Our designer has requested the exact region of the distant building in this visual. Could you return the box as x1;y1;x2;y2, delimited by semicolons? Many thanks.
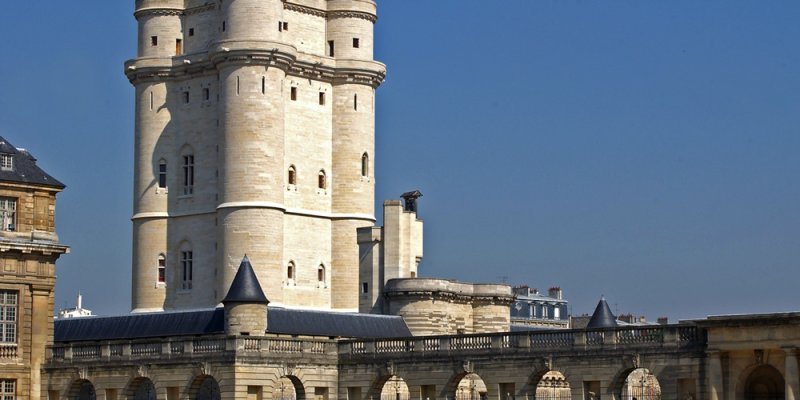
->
57;292;93;319
510;286;569;329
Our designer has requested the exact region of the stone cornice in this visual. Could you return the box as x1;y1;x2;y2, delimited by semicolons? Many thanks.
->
134;8;183;20
328;10;377;24
284;3;327;18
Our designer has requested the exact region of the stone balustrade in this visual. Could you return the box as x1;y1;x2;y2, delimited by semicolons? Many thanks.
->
47;335;338;364
339;325;705;358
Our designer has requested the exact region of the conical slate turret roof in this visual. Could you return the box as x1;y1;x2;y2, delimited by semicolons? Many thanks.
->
586;296;617;328
222;256;269;304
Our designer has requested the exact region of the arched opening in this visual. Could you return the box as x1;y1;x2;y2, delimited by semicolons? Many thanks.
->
158;160;167;189
621;368;661;400
317;264;326;286
379;376;410;400
68;380;97;400
454;373;488;400
274;375;305;400
127;377;156;400
534;371;571;400
286;261;296;285
318;170;326;189
157;254;166;284
361;153;369;177
288;165;296;185
190;375;220;400
743;364;785;400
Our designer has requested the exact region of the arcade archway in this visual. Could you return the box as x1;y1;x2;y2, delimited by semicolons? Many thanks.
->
742;364;785;400
621;368;661;400
454;373;487;400
68;380;96;400
274;375;305;400
534;371;571;400
379;376;410;400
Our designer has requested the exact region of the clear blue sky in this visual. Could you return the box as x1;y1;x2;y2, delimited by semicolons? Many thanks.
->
0;2;797;320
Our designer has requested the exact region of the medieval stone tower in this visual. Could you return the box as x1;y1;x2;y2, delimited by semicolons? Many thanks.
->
127;0;385;312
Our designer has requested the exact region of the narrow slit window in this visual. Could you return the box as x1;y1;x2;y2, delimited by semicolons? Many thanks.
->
318;170;326;189
236;76;240;95
353;38;360;48
291;87;297;101
175;38;182;55
319;92;326;105
151;36;158;46
362;282;368;294
158;161;167;188
203;88;210;101
278;21;283;32
181;251;193;290
149;91;154;111
287;262;295;281
222;21;226;32
183;155;194;195
288;166;296;185
317;265;325;283
157;255;166;283
328;40;335;57
361;153;369;177
182;91;190;104
354;94;358;111
262;77;266;95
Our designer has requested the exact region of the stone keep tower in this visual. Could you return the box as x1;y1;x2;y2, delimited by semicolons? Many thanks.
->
127;0;385;312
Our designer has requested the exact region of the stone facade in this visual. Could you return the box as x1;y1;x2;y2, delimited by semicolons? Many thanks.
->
128;0;384;313
0;138;69;400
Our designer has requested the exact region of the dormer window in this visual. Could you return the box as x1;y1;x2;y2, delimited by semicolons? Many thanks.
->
0;198;16;232
0;155;12;171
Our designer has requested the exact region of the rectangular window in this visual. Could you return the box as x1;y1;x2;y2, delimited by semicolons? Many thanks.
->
222;21;226;32
182;91;190;104
290;87;297;101
0;380;15;400
203;88;210;101
283;22;288;31
319;92;325;105
361;282;368;294
0;291;18;344
0;198;16;232
158;162;167;188
151;36;158;46
181;251;193;290
328;40;335;57
0;155;12;171
353;38;360;48
278;21;288;32
157;256;166;283
175;39;182;55
188;28;195;37
182;155;194;195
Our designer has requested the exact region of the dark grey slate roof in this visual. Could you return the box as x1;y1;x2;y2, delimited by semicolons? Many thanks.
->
586;297;618;328
222;256;269;304
0;136;64;189
54;307;412;342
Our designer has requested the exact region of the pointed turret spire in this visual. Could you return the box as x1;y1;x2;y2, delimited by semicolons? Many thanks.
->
222;256;269;304
586;296;617;328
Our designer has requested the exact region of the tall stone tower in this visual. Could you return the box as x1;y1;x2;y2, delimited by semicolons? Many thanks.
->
126;0;384;312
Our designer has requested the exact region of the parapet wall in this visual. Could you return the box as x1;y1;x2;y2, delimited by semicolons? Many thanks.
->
384;278;514;336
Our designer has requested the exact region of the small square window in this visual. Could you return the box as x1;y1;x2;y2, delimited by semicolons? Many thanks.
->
353;38;360;48
283;22;289;31
290;87;297;101
151;36;158;46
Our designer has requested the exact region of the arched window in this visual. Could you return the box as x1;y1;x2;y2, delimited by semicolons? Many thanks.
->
317;264;325;284
287;261;295;283
157;254;166;284
158;160;167;189
318;170;326;190
361;153;369;177
288;165;297;185
180;245;193;290
182;152;195;196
